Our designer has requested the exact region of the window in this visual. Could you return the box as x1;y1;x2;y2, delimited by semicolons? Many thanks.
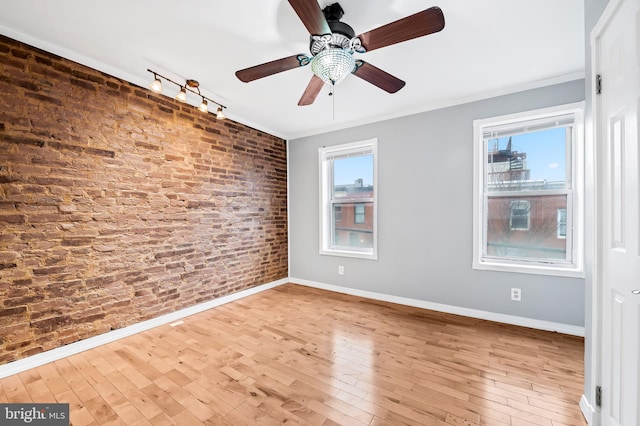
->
510;201;530;230
334;205;342;222
319;139;377;259
557;208;567;239
473;103;584;276
354;204;365;224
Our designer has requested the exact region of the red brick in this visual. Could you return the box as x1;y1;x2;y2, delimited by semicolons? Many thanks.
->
0;34;288;365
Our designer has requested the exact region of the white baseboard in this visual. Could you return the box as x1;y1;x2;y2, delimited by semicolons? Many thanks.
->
0;278;288;380
580;394;598;425
290;278;585;337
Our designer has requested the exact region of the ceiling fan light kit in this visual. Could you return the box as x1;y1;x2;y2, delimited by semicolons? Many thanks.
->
311;48;355;85
146;69;227;119
235;0;445;106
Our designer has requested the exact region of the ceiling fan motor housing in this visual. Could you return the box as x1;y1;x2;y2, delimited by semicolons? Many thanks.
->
323;3;345;21
309;2;357;56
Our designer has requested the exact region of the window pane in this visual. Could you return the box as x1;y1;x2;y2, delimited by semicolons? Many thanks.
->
333;202;373;250
487;195;567;260
333;154;374;199
486;127;568;192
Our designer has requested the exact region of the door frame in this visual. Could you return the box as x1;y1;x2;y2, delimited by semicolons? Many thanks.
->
586;0;624;424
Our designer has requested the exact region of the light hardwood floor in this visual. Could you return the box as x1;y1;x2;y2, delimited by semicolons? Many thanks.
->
0;284;587;425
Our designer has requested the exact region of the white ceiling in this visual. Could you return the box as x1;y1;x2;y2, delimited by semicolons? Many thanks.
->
0;0;585;140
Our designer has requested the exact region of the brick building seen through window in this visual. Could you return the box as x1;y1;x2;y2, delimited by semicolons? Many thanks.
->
485;137;568;260
333;178;373;249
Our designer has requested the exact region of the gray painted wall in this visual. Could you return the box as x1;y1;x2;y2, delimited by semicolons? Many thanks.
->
289;79;585;327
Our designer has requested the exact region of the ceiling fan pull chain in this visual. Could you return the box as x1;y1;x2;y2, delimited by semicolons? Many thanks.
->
332;82;336;121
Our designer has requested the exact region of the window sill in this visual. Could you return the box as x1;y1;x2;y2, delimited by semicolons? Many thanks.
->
320;249;377;260
473;259;584;278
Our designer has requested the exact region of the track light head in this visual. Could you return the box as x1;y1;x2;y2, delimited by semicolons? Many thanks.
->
216;106;226;120
175;87;187;102
149;77;162;93
198;98;208;113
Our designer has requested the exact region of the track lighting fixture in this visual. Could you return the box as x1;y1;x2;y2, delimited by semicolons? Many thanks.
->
147;69;226;119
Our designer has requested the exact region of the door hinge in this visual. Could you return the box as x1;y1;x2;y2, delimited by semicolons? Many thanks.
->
595;385;602;407
596;74;602;95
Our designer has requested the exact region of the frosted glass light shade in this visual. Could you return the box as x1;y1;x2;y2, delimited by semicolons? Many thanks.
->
175;87;187;102
149;78;162;93
198;99;208;113
311;48;355;85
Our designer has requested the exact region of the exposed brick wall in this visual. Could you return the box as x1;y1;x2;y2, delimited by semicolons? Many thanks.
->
0;35;288;364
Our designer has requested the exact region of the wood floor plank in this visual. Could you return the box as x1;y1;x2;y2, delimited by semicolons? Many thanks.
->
83;394;120;424
305;398;370;425
0;284;586;425
256;395;313;425
224;400;282;426
36;362;73;397
454;395;513;425
23;378;56;403
3;374;32;403
140;382;184;418
107;398;149;425
0;380;9;403
57;388;97;426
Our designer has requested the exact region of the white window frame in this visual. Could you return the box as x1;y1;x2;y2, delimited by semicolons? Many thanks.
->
319;139;378;259
472;102;584;277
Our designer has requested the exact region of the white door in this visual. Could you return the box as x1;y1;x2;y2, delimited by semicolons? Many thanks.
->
596;0;640;424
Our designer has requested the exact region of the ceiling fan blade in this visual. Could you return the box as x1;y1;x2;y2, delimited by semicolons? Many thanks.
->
352;61;405;93
236;54;309;82
288;0;331;35
357;7;445;52
298;75;324;106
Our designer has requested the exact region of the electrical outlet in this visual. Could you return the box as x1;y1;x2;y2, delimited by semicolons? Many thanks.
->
338;265;344;275
511;288;522;301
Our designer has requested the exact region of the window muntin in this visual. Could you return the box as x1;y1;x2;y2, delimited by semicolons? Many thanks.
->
319;139;377;259
473;103;583;276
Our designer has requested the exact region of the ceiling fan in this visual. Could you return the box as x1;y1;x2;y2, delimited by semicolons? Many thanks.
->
235;0;445;106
